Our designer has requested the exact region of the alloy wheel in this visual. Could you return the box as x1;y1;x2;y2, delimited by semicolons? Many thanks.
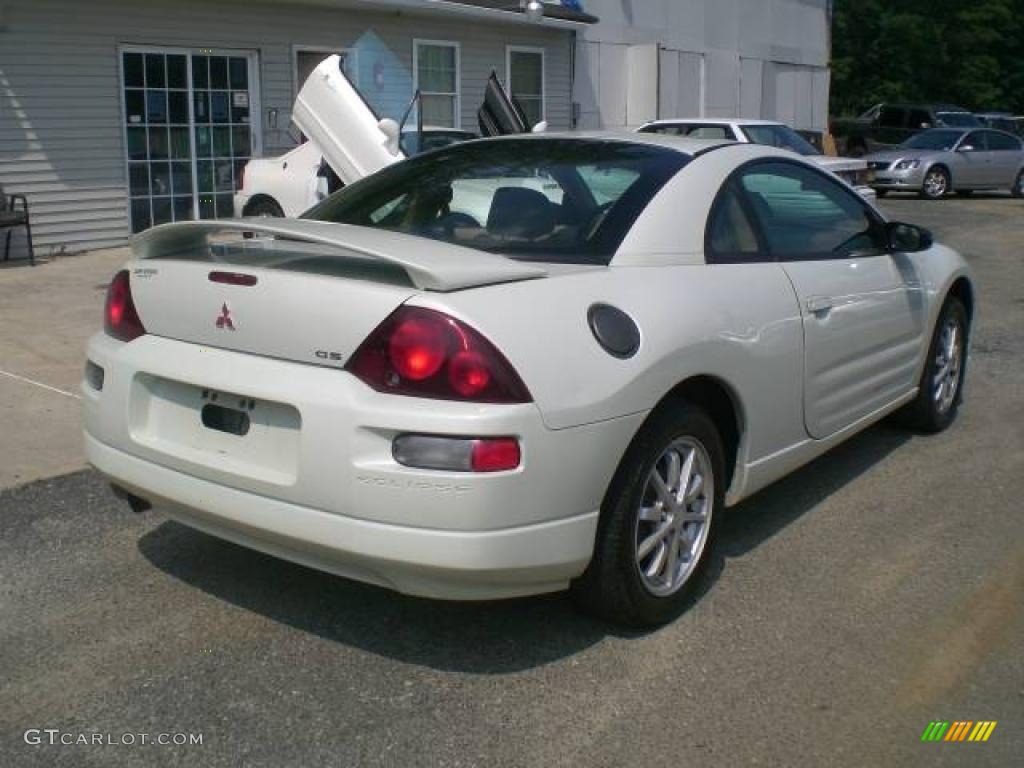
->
932;318;963;415
923;169;948;198
634;438;714;597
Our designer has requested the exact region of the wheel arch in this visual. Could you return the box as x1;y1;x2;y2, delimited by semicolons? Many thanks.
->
927;161;952;186
650;375;746;491
242;194;285;217
946;275;975;338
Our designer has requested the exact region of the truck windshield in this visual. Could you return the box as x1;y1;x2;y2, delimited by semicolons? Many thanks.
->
902;130;964;151
306;139;688;265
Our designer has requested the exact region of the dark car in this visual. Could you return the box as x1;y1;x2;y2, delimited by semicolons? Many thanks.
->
831;103;981;157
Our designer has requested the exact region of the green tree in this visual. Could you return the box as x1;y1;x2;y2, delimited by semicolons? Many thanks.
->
831;0;1024;116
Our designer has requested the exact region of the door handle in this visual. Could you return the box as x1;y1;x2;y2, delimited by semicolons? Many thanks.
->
806;296;834;314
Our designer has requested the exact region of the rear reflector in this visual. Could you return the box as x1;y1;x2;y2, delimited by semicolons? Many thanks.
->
393;435;521;473
209;271;258;286
470;438;521;472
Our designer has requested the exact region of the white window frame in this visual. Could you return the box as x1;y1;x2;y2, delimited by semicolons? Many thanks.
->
291;45;356;96
413;39;461;130
506;45;546;124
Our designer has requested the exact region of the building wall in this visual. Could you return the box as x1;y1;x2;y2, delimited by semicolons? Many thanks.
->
0;0;573;255
573;0;831;131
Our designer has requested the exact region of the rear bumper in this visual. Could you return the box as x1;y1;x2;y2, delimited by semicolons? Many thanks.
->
83;333;644;599
86;433;597;599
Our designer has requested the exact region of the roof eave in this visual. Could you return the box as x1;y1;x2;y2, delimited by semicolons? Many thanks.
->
354;0;597;28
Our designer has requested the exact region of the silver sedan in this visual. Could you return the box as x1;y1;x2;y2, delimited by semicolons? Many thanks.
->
866;128;1024;199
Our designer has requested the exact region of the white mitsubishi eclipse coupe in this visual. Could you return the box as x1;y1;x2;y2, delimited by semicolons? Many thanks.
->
84;133;974;627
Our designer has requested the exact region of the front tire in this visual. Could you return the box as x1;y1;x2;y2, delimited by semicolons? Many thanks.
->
874;189;888;198
898;298;968;433
571;403;724;628
920;166;950;199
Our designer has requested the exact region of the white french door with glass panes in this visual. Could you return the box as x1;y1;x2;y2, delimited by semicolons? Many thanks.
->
120;47;260;233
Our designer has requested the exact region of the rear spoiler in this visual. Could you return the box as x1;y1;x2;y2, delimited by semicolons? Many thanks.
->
132;219;547;292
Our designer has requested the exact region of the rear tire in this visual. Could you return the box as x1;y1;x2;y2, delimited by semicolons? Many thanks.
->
897;298;968;433
571;402;725;628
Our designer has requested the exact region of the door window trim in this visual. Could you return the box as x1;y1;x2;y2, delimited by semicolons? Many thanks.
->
705;157;888;264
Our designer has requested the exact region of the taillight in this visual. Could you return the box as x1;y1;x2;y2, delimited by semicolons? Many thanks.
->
346;306;531;403
104;270;146;342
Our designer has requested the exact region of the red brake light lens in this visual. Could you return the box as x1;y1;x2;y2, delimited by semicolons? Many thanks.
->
347;306;531;403
389;315;449;381
471;438;521;472
104;270;146;342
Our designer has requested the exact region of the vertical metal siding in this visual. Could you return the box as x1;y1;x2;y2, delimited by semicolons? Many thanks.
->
0;0;573;255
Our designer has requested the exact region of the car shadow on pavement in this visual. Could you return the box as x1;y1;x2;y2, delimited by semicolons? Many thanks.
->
715;421;911;558
137;421;911;672
137;518;614;673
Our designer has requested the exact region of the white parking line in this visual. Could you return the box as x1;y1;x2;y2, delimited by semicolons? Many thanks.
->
0;369;81;400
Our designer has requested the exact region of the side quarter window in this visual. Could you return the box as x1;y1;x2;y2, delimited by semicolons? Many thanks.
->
734;161;884;260
706;182;763;263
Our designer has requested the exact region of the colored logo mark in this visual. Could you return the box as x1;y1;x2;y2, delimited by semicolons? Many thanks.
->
921;721;997;742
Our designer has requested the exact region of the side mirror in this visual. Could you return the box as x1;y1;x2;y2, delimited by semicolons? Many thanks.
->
920;122;932;129
957;143;975;153
886;221;933;253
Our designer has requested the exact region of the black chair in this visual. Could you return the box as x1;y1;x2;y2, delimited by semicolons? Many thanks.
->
0;183;35;265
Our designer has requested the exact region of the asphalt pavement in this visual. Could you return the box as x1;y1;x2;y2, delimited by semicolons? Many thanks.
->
1;194;1022;767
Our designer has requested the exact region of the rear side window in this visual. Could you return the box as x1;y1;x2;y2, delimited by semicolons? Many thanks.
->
686;125;732;140
986;131;1022;151
641;124;731;140
733;161;884;260
707;184;761;263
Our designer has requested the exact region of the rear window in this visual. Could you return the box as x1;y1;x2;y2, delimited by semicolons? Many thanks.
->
306;139;687;265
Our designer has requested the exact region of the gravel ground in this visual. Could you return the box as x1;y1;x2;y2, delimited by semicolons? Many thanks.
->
1;194;1022;767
